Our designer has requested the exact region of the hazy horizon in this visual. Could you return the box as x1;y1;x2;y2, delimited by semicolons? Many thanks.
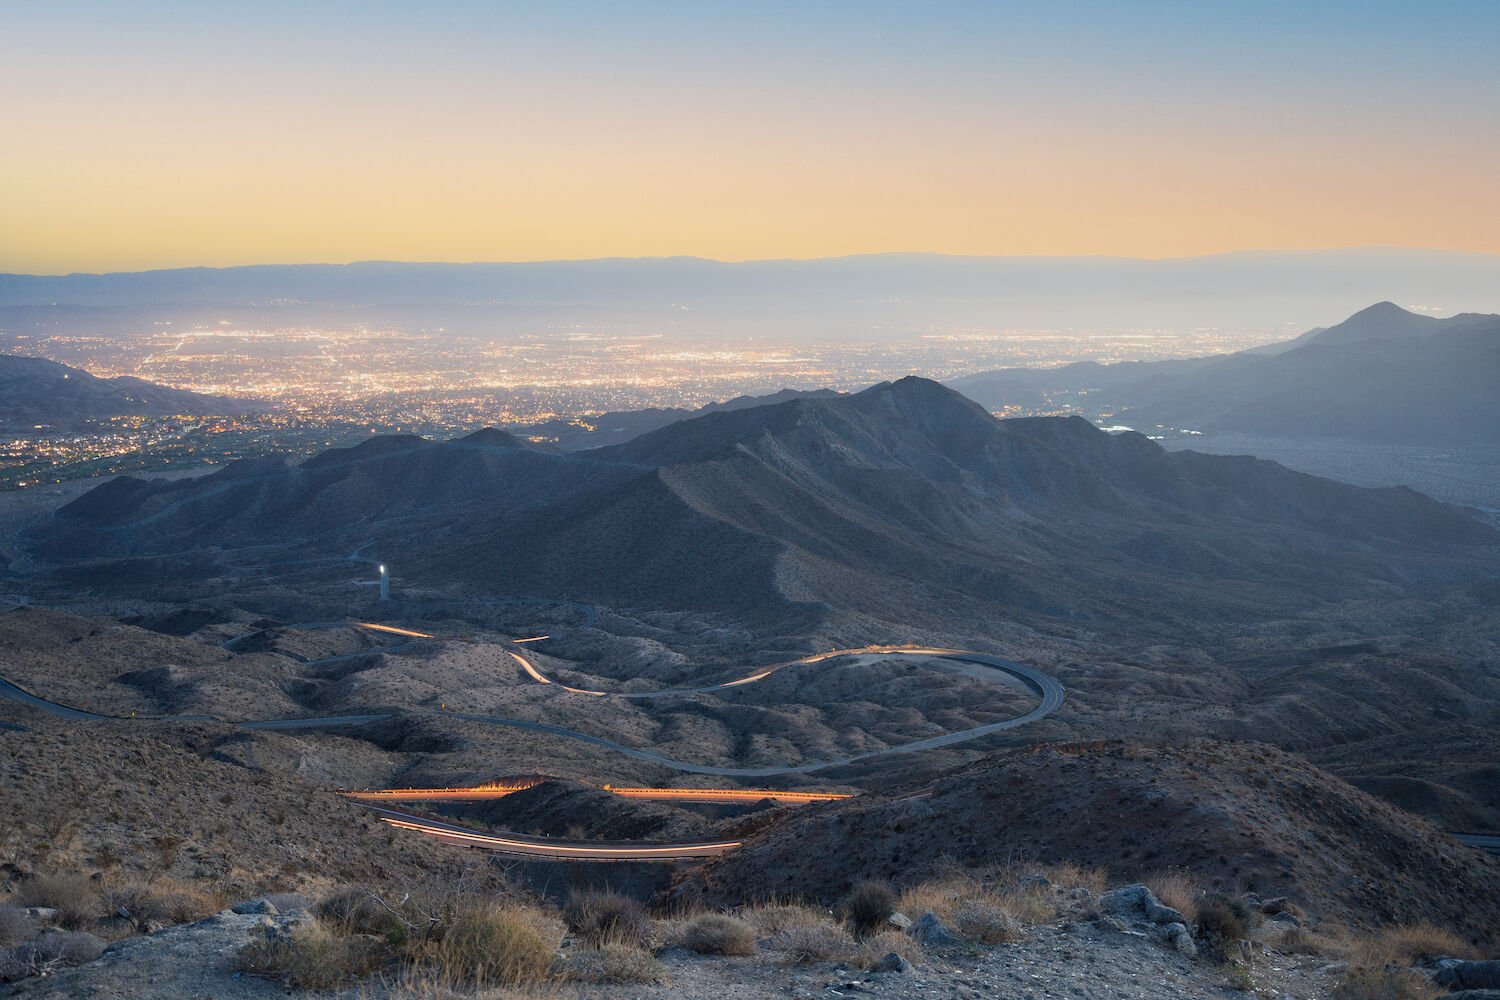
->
7;1;1500;273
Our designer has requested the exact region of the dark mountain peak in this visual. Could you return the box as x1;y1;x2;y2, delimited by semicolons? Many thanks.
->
1306;300;1441;347
1353;300;1410;318
455;427;526;449
300;433;429;468
0;353;257;426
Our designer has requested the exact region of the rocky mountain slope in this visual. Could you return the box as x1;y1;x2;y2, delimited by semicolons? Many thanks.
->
0;354;256;428
27;377;1497;635
678;740;1500;937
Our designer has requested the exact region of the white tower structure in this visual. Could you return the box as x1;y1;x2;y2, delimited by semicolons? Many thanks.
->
378;564;390;601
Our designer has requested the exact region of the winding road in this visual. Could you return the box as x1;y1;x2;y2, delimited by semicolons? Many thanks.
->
0;615;1066;859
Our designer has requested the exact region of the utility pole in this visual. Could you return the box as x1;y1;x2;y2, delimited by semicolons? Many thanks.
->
378;564;390;601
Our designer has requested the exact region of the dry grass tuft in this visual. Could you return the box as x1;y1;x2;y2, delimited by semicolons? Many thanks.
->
840;881;896;939
770;921;857;964
1040;862;1109;896
18;873;98;930
1331;966;1438;1000
563;889;650;948
744;902;830;937
952;898;1022;944
240;890;561;992
897;870;1045;942
681;914;757;956
1195;895;1256;963
236;917;384;990
1368;923;1479;965
1144;869;1202;922
557;943;665;984
105;878;223;926
856;929;922;969
416;902;556;988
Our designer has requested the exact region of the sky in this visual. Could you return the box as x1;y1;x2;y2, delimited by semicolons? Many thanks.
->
4;0;1499;274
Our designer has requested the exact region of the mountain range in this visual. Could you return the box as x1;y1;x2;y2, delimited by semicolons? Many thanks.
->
949;302;1500;445
5;250;1500;338
0;354;257;428
31;377;1496;636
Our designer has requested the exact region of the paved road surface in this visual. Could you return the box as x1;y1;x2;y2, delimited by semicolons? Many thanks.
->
358;804;742;860
1454;833;1500;854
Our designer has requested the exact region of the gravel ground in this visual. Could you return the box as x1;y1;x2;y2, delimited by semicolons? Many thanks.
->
2;912;1341;999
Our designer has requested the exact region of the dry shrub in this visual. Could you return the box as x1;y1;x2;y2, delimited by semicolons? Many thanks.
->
316;886;413;942
771;921;857;964
557;943;665;984
952;899;1021;944
1331;966;1437;1000
681;914;757;956
1267;925;1335;957
1195;895;1256;962
106;879;222;926
1144;869;1202;922
745;902;829;937
236;918;384;990
856;929;922;969
0;929;105;982
898;872;1037;940
18;873;98;930
1369;923;1478;964
840;881;896;939
562;889;649;948
245;890;560;992
419;903;555;987
0;906;31;948
1040;862;1109;896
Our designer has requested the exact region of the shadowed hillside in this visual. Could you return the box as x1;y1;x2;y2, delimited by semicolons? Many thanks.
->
28;377;1497;633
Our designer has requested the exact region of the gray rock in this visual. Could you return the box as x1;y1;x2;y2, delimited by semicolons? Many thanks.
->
230;898;279;916
1158;922;1197;958
887;911;912;930
869;952;913;974
23;907;58;922
1434;961;1500;991
1445;992;1500;1000
1266;911;1301;929
1097;884;1186;927
907;912;962;947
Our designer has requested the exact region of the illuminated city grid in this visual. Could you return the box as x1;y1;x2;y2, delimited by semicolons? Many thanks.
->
1;324;1275;489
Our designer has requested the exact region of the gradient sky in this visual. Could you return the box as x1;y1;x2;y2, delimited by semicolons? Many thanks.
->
5;1;1499;273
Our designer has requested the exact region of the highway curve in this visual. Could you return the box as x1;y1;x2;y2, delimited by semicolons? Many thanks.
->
361;804;743;861
0;637;1063;774
0;620;1066;858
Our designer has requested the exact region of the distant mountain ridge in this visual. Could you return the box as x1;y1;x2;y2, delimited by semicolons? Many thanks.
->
949;302;1500;445
0;354;258;427
5;250;1500;337
509;388;843;451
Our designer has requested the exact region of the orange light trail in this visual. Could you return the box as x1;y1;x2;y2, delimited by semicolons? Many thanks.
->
344;782;850;805
379;818;742;859
356;622;436;638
